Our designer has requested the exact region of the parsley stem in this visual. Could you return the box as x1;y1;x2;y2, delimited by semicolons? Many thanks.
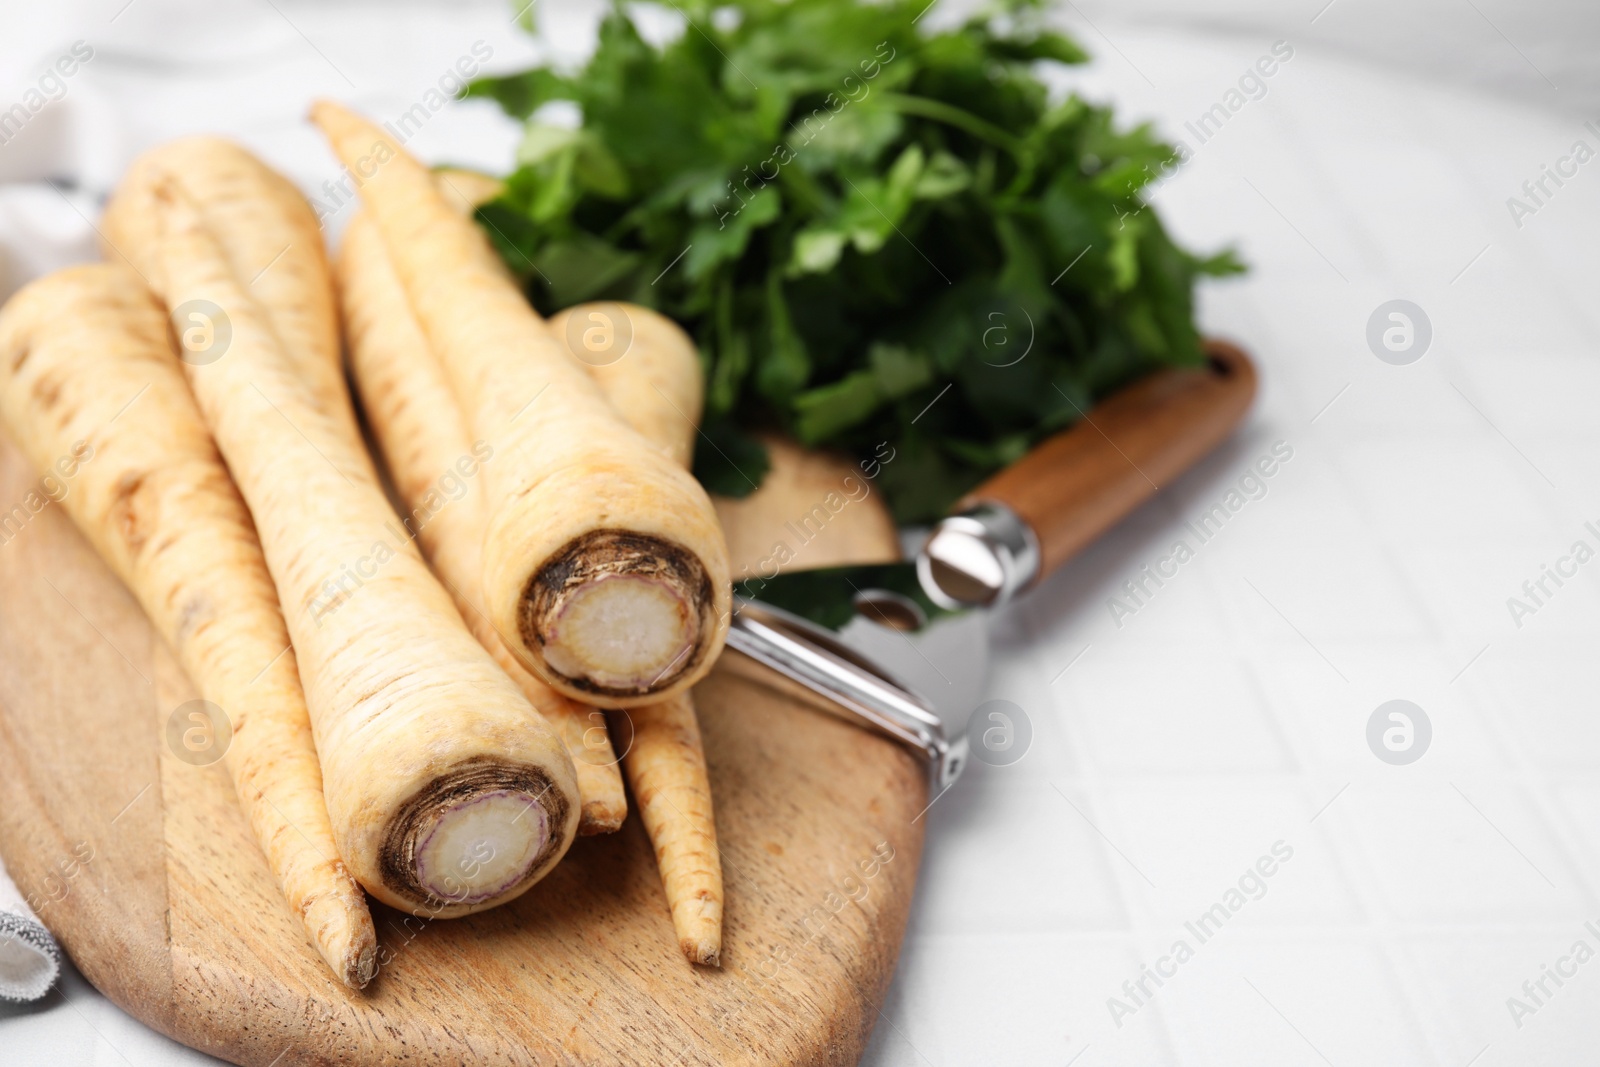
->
877;93;1027;159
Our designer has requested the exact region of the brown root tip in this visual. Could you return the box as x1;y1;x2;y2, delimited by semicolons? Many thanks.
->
348;941;379;990
683;939;721;967
521;530;713;698
379;758;571;913
577;801;627;836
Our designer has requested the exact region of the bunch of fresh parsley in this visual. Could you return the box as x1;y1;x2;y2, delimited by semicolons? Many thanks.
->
467;0;1242;523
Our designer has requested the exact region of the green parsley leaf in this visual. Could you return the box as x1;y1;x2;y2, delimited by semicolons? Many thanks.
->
471;0;1243;522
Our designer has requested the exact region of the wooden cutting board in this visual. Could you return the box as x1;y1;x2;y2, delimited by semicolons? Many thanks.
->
0;432;925;1067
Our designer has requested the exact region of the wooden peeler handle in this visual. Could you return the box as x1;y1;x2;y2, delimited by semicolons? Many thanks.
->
958;339;1257;587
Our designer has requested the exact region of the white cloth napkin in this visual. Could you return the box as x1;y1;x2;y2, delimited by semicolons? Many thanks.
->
0;853;60;1002
0;0;549;305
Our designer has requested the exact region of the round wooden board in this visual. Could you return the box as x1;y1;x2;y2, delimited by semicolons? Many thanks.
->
0;433;926;1067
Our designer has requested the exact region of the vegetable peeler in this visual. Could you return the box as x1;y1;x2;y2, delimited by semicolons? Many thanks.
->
723;341;1258;788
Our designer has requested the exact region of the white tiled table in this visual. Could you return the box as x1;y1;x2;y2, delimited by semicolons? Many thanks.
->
2;4;1597;1065
867;20;1600;1067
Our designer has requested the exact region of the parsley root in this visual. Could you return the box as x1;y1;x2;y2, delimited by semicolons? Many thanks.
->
552;303;723;965
0;264;377;985
102;143;580;917
309;101;732;707
337;207;628;837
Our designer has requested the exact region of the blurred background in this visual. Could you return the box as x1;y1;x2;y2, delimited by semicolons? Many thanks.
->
0;0;1593;296
2;1;1599;1065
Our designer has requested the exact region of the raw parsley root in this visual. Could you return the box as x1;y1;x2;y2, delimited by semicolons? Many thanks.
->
611;693;721;966
100;137;363;466
103;147;580;917
0;264;376;985
311;101;733;708
550;303;723;965
337;205;628;837
550;302;703;470
468;0;1242;523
